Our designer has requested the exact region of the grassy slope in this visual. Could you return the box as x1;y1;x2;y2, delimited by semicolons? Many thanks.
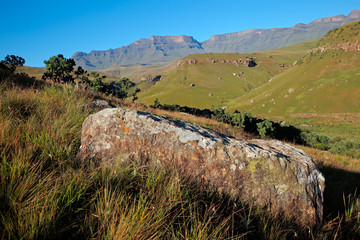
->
100;60;180;83
228;50;360;114
138;40;317;108
225;21;360;142
228;21;360;115
1;79;359;239
16;66;45;79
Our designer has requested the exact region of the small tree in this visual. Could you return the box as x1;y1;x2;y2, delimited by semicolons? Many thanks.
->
0;55;25;76
118;77;132;91
116;77;133;99
153;98;161;108
74;66;86;79
43;54;75;83
90;71;108;93
131;88;141;102
257;119;275;138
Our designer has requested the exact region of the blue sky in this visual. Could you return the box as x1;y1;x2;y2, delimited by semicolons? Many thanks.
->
1;0;358;67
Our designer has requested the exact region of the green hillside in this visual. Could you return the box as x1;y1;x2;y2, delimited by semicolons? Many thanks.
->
139;40;317;108
16;66;45;79
316;20;360;47
228;21;360;115
100;60;180;83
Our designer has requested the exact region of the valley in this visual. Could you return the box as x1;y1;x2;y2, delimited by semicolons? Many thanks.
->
2;9;360;239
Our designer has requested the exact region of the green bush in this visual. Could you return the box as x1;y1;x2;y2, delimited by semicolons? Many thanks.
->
257;119;275;138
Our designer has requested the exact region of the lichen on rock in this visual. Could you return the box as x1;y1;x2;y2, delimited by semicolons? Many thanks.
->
78;108;325;227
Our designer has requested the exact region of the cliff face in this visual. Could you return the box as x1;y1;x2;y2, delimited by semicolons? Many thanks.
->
177;57;256;67
201;10;360;53
72;35;205;70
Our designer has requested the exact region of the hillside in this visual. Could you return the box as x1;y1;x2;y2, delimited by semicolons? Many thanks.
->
1;70;359;239
228;20;360;115
72;10;360;70
99;60;180;83
138;39;317;108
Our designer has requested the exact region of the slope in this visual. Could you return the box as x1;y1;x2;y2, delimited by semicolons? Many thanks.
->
138;39;317;108
228;20;360;115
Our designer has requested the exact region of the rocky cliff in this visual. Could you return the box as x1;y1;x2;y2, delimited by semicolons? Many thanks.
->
177;57;257;67
201;10;360;53
77;108;325;227
72;35;205;70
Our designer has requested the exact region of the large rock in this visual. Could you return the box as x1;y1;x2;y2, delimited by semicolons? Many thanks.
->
78;108;325;227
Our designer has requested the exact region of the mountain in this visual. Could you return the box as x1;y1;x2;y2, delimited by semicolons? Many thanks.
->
72;10;360;71
72;35;204;70
202;10;360;53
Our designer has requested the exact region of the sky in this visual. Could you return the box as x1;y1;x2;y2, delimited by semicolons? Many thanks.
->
1;0;359;67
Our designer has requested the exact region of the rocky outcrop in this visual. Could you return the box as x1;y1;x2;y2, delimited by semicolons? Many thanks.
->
178;58;257;67
308;41;360;53
140;75;162;83
78;108;325;227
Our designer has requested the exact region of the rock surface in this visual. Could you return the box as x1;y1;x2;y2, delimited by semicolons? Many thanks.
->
78;108;325;227
178;58;256;67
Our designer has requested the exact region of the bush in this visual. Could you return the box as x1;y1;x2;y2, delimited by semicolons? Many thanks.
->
257;119;275;138
329;140;360;158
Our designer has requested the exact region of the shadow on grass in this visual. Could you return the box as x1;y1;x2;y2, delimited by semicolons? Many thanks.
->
317;163;360;219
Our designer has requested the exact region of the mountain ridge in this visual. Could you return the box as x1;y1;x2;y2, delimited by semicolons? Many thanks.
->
72;10;360;70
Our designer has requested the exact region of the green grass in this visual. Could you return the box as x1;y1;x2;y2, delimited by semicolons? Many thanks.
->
316;20;360;47
253;113;360;146
1;76;359;239
138;39;317;109
228;21;360;114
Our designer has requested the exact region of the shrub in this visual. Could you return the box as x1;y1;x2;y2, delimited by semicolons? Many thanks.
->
257;119;275;138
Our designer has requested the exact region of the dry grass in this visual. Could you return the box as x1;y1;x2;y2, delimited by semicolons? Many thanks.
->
1;77;359;239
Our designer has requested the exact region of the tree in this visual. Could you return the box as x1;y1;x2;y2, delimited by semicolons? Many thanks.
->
257;119;275;138
131;88;141;102
42;54;75;83
3;55;25;67
0;55;25;76
153;98;161;108
74;66;86;79
118;77;132;92
90;71;107;93
116;76;133;99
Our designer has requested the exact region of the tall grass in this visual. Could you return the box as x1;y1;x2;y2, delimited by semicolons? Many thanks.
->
0;79;359;239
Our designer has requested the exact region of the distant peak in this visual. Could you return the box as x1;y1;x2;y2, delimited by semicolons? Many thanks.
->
348;10;360;18
311;14;345;23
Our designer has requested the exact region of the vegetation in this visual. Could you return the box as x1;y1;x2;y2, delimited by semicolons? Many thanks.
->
137;22;360;148
138;40;317;108
152;100;360;158
41;55;140;101
43;54;76;83
0;69;359;239
0;55;26;79
316;20;360;47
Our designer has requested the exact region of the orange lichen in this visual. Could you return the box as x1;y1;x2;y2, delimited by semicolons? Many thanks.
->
120;118;132;134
